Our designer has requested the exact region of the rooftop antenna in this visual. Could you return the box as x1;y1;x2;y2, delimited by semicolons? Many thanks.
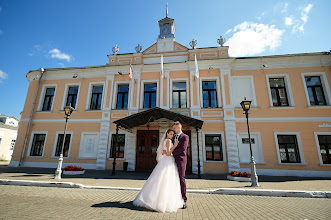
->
166;3;168;18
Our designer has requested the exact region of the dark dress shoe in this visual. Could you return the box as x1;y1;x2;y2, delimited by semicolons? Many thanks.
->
182;202;187;209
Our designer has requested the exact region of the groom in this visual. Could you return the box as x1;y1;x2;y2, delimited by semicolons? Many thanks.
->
171;121;189;209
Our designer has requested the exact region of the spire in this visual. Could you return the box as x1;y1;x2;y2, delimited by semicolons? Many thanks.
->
166;3;168;18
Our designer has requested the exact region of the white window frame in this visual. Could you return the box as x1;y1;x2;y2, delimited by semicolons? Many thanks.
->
38;84;57;111
301;72;331;106
274;132;306;165
78;132;99;159
199;77;222;109
236;132;265;164
61;83;81;110
170;78;189;109
140;80;159;109
52;131;73;158
266;73;295;108
202;132;226;163
86;82;106;110
107;131;127;160
27;131;48;158
314;132;331;166
112;81;131;110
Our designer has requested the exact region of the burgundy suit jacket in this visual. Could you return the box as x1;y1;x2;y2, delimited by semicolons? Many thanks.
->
172;133;189;160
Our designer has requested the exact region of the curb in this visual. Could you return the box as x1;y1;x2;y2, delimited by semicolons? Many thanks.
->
1;179;330;199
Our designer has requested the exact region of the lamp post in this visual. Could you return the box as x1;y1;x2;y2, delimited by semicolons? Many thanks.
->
54;104;75;180
240;98;259;187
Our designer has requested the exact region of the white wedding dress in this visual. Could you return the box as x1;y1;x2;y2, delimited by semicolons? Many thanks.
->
133;139;184;212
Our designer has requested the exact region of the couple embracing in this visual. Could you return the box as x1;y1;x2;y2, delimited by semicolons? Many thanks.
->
133;121;188;212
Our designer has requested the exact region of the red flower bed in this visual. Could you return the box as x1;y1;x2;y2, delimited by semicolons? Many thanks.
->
229;171;251;178
64;165;85;171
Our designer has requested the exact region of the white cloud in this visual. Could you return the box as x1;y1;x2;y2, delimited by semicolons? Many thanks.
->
256;12;265;20
225;29;232;35
281;3;288;13
28;45;42;56
291;3;313;32
285;17;293;26
0;70;8;83
301;4;313;22
224;22;284;57
48;49;72;62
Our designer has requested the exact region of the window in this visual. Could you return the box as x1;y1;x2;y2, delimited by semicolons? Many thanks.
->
10;139;16;150
54;134;71;157
42;88;55;111
116;84;129;109
269;78;289;106
317;135;331;164
205;135;223;161
277;135;301;163
30;134;46;156
305;76;327;105
172;82;187;108
110;134;125;158
66;86;79;108
144;83;157;108
90;85;103;110
202;81;218;108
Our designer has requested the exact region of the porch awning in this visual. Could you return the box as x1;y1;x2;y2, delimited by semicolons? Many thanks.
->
113;107;204;132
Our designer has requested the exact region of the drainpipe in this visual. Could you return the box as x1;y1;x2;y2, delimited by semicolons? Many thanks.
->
19;68;45;166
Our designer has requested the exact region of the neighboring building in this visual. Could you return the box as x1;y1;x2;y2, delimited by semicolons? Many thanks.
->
0;113;19;160
9;13;331;177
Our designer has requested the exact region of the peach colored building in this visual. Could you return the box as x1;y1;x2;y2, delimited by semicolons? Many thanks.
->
10;14;331;177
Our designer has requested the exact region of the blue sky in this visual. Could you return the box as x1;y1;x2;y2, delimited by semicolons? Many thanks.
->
0;0;330;118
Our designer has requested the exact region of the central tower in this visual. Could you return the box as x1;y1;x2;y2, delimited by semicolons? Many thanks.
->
157;4;176;52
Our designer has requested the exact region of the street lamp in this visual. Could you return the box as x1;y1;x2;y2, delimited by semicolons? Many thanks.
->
54;104;75;179
240;97;259;187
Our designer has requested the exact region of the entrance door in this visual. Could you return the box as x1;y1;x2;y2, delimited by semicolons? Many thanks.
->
136;130;159;171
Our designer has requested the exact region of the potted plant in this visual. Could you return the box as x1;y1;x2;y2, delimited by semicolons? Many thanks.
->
63;165;85;175
227;171;251;182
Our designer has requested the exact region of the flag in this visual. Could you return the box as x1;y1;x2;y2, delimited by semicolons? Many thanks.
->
195;54;199;78
160;55;164;78
129;63;133;79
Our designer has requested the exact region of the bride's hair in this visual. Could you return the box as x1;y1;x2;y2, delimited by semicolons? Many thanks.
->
166;129;174;139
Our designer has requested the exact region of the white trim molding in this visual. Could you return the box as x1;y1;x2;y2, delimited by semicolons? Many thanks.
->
78;132;100;159
266;73;295;107
37;84;58;112
112;81;131;110
301;72;331;106
85;81;106;110
51;131;73;158
9;161;97;170
27;131;48;158
237;131;265;164
240;168;331;177
202;131;226;163
274;132;306;165
199;77;222;108
140;79;159;109
170;78;189;109
61;83;81;110
314;132;331;166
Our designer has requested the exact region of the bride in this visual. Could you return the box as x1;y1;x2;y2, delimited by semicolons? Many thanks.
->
133;129;184;212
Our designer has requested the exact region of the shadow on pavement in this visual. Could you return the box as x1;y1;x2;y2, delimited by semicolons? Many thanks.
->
91;201;153;212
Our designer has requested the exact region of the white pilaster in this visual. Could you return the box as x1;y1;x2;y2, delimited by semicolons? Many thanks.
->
96;120;110;170
125;128;137;171
224;120;240;172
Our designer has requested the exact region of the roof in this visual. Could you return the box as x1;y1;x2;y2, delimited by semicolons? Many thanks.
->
113;107;204;132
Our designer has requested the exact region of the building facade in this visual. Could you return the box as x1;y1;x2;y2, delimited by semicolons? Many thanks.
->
0;113;19;160
9;14;331;177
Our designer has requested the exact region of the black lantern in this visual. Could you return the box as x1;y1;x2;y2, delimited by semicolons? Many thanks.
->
240;98;252;112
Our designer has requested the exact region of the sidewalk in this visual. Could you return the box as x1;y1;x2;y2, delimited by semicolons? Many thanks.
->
1;164;330;198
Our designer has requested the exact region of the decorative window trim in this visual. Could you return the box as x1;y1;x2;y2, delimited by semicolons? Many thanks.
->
37;84;57;111
85;82;106;110
61;83;81;110
274;132;306;165
301;72;331;106
27;131;48;158
51;131;73;158
140;80;159;109
112;81;131;110
314;132;331;166
230;75;257;108
107;131;127;160
266;73;295;107
202;131;226;163
78;132;99;159
199;77;222;109
236;132;265;164
170;78;189;109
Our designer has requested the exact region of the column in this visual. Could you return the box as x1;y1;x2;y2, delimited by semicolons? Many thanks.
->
125;128;137;171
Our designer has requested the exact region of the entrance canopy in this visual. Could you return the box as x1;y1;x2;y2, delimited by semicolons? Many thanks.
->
113;107;203;132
